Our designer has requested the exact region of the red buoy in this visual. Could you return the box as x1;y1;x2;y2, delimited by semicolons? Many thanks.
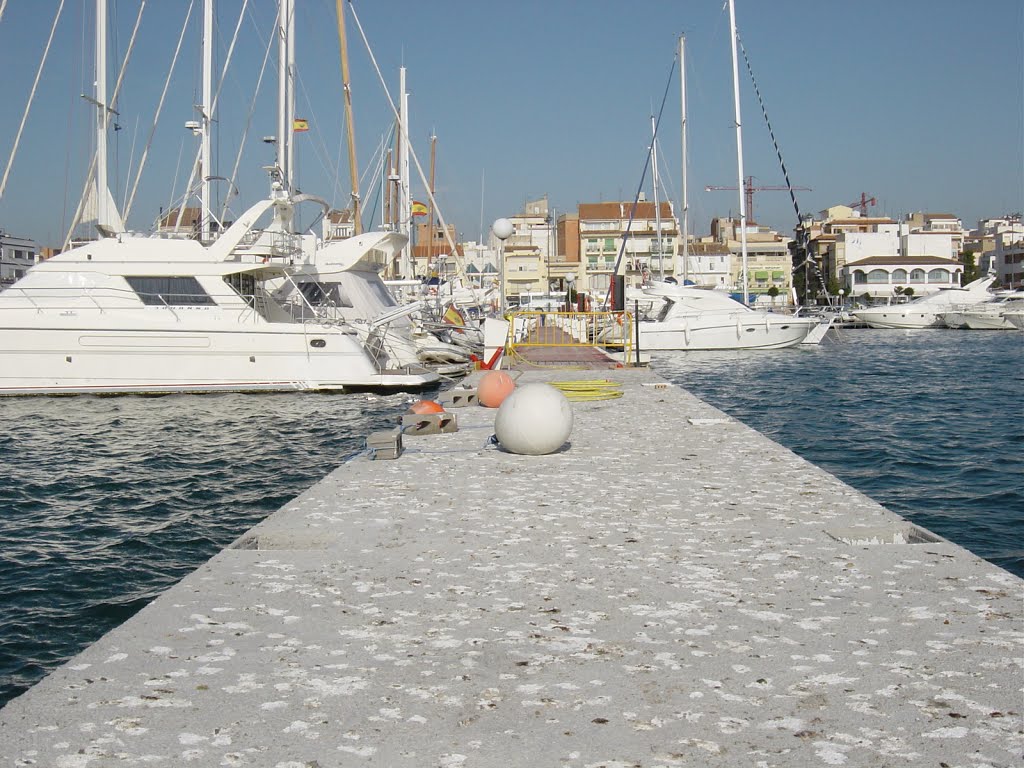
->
478;370;515;408
409;399;444;414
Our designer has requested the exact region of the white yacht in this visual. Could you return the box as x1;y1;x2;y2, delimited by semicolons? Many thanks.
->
1003;309;1024;330
0;197;439;396
631;282;819;351
853;275;997;329
958;291;1024;330
273;229;476;376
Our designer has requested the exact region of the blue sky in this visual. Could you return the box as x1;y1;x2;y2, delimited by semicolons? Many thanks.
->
0;0;1021;248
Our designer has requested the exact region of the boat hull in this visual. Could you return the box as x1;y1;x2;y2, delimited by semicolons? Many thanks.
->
851;310;945;329
961;313;1016;330
638;314;816;351
0;325;438;395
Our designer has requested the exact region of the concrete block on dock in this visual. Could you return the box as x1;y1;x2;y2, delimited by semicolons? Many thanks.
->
401;411;458;435
366;427;403;459
439;388;477;408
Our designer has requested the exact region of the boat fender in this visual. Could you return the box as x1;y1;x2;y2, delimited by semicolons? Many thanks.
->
478;370;515;408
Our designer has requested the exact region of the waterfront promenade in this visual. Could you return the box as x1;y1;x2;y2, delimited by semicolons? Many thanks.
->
1;367;1020;766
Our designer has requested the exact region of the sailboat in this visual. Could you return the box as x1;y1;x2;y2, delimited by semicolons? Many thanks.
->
0;0;439;395
635;2;817;351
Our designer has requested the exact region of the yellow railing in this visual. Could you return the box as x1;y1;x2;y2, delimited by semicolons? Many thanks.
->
504;309;634;362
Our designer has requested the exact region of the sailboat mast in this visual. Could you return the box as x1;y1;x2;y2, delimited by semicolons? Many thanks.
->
427;133;436;269
679;33;689;284
95;0;112;232
276;0;295;192
335;0;361;234
200;0;212;241
398;66;412;277
650;114;663;280
728;0;749;305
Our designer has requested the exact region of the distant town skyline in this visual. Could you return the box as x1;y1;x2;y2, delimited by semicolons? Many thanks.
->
0;0;1020;247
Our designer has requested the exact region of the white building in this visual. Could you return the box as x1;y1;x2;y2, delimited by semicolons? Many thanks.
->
844;254;963;300
0;231;39;284
966;216;1023;286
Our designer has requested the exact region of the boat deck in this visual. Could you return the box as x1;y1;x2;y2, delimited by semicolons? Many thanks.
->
1;368;1020;766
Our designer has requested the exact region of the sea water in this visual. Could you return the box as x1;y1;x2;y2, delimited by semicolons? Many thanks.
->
0;390;429;707
1;330;1021;709
652;328;1024;579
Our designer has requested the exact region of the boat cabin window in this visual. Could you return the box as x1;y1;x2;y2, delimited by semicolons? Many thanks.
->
656;300;673;321
298;282;354;308
125;276;215;306
224;273;258;307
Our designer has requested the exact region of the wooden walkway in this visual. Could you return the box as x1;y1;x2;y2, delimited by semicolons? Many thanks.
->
508;326;623;369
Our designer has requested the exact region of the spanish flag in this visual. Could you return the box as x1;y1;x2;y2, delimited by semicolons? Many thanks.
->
411;200;428;216
292;118;309;132
442;304;466;328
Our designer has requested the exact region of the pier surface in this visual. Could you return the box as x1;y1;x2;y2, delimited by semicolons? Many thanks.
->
1;368;1021;766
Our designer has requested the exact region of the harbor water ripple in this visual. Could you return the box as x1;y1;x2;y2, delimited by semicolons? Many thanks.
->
1;331;1020;710
652;329;1024;579
0;390;429;708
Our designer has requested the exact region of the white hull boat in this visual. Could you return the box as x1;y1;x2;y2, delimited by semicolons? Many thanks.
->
1003;310;1024;330
853;275;997;329
958;291;1024;330
274;230;475;376
632;283;818;351
0;211;439;396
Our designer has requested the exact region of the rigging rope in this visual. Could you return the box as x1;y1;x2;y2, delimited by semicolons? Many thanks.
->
736;35;799;222
123;0;195;222
220;13;274;225
63;0;146;246
737;34;827;300
348;0;476;294
0;0;67;203
600;53;677;310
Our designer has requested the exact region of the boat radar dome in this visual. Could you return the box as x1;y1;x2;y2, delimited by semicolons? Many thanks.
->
494;383;573;456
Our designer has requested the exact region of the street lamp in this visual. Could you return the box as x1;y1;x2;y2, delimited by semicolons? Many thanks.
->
493;217;513;314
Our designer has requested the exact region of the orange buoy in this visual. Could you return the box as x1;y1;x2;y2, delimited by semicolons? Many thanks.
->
409;399;444;414
478;370;515;408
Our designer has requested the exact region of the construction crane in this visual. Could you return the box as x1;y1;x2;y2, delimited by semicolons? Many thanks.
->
846;193;877;215
704;175;811;223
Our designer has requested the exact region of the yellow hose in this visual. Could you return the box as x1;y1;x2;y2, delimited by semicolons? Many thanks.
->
549;380;624;401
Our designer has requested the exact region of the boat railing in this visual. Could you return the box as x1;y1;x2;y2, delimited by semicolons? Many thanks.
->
504;309;635;363
0;284;293;326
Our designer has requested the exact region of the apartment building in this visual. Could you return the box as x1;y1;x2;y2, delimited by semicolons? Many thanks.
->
710;217;793;300
576;198;677;296
489;197;556;301
965;215;1023;287
0;231;39;284
803;207;964;297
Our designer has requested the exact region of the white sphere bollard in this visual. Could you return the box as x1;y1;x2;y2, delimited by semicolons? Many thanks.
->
494;383;573;455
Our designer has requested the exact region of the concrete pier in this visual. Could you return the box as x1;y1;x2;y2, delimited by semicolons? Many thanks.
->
1;368;1021;767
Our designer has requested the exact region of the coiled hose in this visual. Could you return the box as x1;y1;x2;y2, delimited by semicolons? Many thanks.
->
549;380;623;401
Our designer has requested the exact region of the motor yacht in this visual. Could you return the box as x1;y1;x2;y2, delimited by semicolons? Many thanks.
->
958;291;1024;330
853;275;997;329
0;197;439;395
629;282;819;351
272;229;477;376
